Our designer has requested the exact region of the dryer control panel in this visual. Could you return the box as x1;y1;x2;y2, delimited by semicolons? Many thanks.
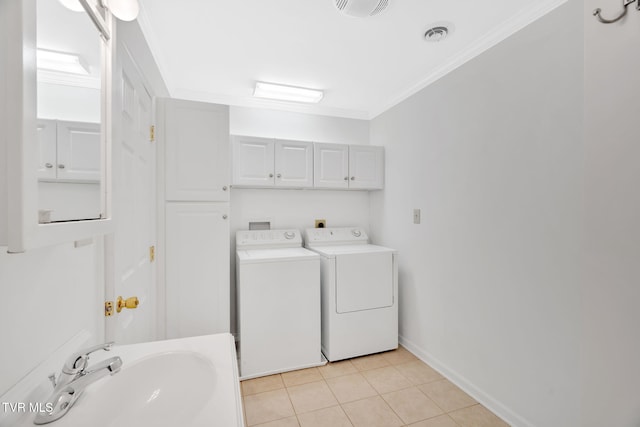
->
303;227;369;246
236;229;303;249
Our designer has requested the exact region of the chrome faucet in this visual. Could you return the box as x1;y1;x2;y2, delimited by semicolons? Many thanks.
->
34;342;123;425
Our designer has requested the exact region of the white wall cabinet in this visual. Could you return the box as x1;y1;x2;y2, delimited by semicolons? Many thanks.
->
232;136;314;188
37;119;101;182
165;202;230;338
314;143;384;190
164;99;230;202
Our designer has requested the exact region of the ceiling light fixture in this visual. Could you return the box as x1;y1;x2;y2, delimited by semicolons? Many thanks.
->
37;49;90;75
253;82;324;104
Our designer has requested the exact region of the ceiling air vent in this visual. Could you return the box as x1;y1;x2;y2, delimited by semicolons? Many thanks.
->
335;0;390;18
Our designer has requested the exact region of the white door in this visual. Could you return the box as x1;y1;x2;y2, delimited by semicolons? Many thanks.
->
232;136;275;187
56;121;101;181
106;43;156;345
163;99;230;202
313;143;349;189
165;202;230;338
37;119;57;180
274;139;313;188
348;145;384;190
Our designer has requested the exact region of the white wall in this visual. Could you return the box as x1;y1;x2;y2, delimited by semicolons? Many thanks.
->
37;83;101;123
370;2;583;426
0;242;104;396
582;0;640;426
229;106;372;334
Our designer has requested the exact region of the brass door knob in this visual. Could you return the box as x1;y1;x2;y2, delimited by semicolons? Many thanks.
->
116;296;139;313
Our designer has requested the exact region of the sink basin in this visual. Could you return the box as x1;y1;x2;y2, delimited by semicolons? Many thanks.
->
8;334;243;427
61;352;216;427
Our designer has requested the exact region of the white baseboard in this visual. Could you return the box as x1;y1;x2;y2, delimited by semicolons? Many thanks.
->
399;334;535;427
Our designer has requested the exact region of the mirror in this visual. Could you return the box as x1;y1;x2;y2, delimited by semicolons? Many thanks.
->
36;0;103;223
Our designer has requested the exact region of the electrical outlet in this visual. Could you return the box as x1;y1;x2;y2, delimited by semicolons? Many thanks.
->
315;219;326;228
413;209;421;224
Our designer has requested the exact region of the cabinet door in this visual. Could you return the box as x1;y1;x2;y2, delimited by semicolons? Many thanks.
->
348;145;384;190
313;143;349;189
232;136;275;187
274;139;313;188
164;99;230;201
56;121;101;181
37;119;57;180
165;202;230;338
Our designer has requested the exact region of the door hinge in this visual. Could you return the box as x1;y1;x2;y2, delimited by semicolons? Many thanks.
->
150;125;155;142
150;245;155;262
105;301;114;317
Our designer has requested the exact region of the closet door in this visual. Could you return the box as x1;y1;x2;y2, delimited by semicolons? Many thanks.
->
348;145;384;190
232;136;275;187
165;202;230;338
37;119;57;180
56;121;101;182
164;100;230;201
274;139;313;188
313;143;349;189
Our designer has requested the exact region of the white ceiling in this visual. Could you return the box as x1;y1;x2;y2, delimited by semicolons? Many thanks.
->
137;0;566;120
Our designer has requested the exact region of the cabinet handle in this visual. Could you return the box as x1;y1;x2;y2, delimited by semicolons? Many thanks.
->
277;173;282;178
269;173;274;178
350;176;355;180
222;214;228;220
344;177;348;181
45;163;53;169
222;186;228;191
58;164;66;169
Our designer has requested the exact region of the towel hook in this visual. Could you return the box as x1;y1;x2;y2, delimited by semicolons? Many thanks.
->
593;0;638;24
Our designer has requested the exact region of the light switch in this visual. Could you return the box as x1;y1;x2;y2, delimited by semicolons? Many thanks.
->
413;209;421;224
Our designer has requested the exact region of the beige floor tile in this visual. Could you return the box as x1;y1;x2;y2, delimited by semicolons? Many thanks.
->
298;405;353;427
394;360;443;385
342;395;404;427
381;346;418;365
287;380;339;414
318;360;358;379
254;416;300;427
351;353;391;371
418;379;477;412
449;404;510;427
361;365;412;394
281;367;323;387
243;389;295;426
325;373;378;403
242;374;285;396
407;414;460;427
381;387;444;424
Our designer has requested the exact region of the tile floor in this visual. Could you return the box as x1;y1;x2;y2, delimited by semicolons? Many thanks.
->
240;346;510;427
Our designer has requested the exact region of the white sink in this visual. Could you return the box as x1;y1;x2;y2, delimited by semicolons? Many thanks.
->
10;334;243;427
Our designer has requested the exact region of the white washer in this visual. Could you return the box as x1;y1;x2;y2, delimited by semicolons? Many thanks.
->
236;229;323;379
303;227;398;361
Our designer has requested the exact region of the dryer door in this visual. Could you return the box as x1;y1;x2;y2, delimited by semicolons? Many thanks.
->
335;252;393;313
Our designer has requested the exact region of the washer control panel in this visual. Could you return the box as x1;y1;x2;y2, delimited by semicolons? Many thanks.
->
303;227;369;246
236;229;302;249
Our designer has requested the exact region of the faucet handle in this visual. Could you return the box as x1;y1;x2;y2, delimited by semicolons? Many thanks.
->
62;342;115;374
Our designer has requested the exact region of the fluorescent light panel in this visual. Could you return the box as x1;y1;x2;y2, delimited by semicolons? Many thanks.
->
37;49;90;75
254;81;324;104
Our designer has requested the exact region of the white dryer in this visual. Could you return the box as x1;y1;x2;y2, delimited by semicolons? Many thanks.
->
236;229;324;379
303;227;398;361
